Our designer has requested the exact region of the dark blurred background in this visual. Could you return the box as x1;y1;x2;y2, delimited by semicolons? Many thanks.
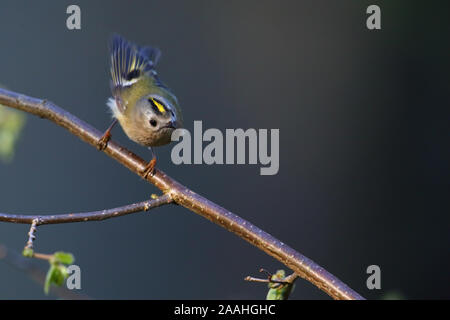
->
0;0;449;299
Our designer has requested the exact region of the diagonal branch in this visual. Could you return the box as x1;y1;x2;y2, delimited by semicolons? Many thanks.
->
0;194;172;225
0;88;364;300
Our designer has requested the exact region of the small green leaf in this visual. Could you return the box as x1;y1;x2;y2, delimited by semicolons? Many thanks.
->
22;247;34;258
267;270;286;289
266;287;282;300
381;291;405;300
43;251;75;295
44;265;56;295
0;104;26;163
266;269;295;300
52;251;74;265
53;265;68;286
44;263;70;295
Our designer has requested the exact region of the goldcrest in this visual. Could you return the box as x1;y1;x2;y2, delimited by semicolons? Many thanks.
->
98;34;183;176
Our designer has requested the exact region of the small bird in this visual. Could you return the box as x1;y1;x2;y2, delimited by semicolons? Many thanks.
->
97;35;182;177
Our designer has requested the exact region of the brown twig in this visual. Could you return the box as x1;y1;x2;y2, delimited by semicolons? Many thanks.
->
0;194;172;225
0;88;364;300
25;218;40;250
245;269;299;286
32;253;54;261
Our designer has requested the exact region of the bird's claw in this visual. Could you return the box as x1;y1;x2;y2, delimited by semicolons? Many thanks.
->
141;158;157;179
97;133;111;151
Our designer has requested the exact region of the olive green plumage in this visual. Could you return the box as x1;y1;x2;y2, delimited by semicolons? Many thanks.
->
107;34;182;147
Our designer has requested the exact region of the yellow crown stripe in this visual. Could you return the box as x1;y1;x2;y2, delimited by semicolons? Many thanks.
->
151;98;166;113
130;55;137;72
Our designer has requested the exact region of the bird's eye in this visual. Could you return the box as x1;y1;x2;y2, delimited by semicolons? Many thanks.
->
149;119;158;127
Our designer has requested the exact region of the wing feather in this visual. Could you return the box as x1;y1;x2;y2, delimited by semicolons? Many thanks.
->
109;34;161;89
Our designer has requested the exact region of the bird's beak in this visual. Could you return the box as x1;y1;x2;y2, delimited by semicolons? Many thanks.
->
163;121;176;129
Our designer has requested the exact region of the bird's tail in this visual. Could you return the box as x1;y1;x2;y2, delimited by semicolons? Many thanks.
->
109;34;161;88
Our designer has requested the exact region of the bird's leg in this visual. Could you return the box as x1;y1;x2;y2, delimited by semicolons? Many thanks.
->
141;147;157;179
97;119;118;150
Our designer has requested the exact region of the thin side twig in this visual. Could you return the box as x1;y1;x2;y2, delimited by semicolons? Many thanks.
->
0;88;364;300
0;194;172;225
25;218;40;250
245;270;299;285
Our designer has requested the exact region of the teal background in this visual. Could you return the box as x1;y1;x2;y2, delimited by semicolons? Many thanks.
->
0;1;449;299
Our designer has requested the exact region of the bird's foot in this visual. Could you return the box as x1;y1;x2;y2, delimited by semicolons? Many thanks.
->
141;157;157;179
96;131;111;151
